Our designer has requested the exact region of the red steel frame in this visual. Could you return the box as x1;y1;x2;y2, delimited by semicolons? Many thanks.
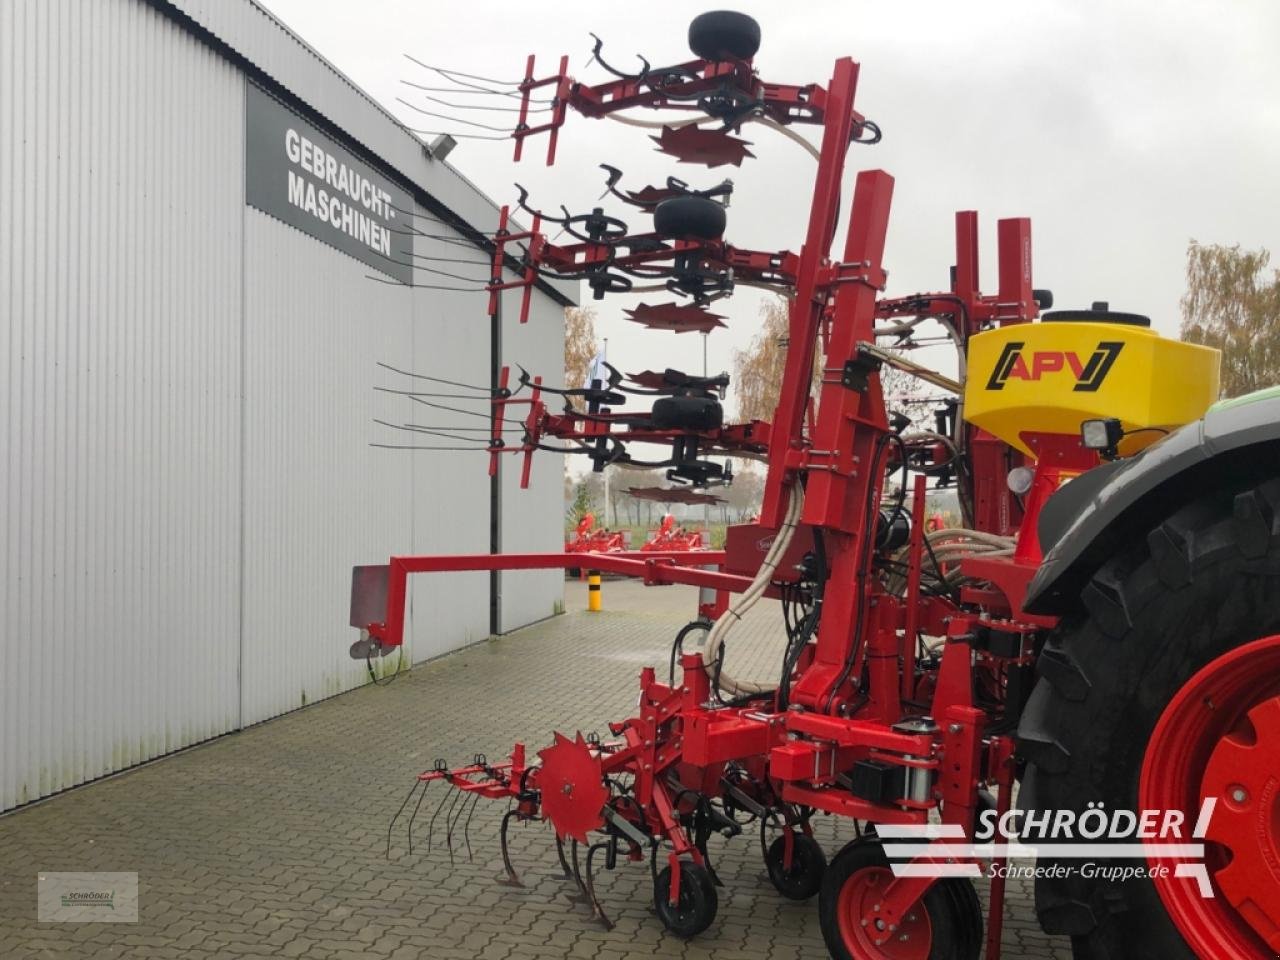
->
359;36;1083;960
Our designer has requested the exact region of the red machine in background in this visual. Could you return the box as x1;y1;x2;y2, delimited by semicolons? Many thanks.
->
356;12;1276;960
566;513;628;554
641;514;707;553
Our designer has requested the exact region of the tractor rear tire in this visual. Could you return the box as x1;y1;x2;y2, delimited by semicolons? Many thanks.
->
688;11;761;62
1018;477;1280;959
653;195;727;242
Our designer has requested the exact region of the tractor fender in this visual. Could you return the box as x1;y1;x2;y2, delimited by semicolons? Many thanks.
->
1024;387;1280;615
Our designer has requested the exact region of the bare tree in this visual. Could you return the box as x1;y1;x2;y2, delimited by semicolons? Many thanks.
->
724;462;765;521
565;306;599;390
1180;241;1280;398
732;296;819;422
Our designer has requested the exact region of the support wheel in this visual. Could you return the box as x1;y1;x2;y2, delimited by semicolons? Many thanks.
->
1019;477;1280;958
651;395;723;431
653;196;726;242
765;831;827;901
688;11;761;62
818;839;980;960
654;860;718;938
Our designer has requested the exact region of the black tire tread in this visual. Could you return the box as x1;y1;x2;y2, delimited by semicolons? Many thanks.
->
1018;477;1280;958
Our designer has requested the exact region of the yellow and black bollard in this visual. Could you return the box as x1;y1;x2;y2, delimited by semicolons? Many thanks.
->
587;571;602;612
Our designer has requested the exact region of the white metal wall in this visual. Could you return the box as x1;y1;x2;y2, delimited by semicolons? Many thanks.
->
0;0;245;809
498;289;566;631
404;227;492;664
239;209;414;724
1;0;568;811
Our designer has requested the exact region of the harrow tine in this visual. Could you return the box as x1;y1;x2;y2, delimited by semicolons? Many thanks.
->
460;793;481;863
406;780;432;857
387;779;424;860
441;788;466;866
553;834;574;882
497;809;524;887
424;782;460;856
565;838;592;905
584;840;616;931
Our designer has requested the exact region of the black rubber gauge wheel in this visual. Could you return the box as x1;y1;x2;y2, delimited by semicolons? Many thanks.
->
764;831;827;901
651;395;723;431
818;839;981;959
688;11;761;62
653;195;727;242
654;859;718;938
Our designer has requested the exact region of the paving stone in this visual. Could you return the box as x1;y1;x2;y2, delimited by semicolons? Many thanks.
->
0;581;1071;959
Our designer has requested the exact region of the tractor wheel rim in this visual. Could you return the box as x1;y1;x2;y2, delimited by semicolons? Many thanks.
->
1140;634;1280;958
835;866;931;959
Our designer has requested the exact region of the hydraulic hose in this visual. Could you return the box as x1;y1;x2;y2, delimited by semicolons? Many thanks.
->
701;483;804;698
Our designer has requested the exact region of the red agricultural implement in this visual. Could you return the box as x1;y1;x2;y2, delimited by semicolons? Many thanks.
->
641;515;707;553
357;12;1280;959
566;513;628;555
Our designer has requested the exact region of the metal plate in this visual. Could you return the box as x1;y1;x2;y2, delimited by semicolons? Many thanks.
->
349;564;390;629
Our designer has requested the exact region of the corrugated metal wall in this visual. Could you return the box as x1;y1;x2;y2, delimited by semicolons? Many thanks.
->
239;209;412;724
403;226;492;663
163;0;519;251
498;290;566;631
239;208;503;723
1;0;567;811
0;0;245;809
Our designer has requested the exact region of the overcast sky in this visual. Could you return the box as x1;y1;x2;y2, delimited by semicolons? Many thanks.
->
260;0;1280;416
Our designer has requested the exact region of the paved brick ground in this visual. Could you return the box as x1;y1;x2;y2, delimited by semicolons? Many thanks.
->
0;581;1071;959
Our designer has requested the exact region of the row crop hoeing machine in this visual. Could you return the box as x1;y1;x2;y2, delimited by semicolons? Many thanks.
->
566;513;629;554
640;515;708;553
354;12;1280;959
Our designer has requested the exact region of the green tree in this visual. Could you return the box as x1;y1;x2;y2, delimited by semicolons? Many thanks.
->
1180;241;1280;398
566;478;597;527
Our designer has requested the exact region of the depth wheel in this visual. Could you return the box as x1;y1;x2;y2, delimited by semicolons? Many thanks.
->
688;11;761;62
653;195;726;241
651;395;723;431
654;860;718;939
1019;477;1280;958
765;831;827;901
818;839;980;959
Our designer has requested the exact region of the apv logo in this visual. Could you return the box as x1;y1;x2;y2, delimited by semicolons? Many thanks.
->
986;341;1125;392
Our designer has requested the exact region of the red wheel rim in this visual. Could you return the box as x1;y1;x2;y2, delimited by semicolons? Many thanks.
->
1140;634;1280;957
835;866;931;959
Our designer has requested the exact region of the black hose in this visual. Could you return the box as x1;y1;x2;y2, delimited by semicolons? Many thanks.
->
777;528;826;712
669;618;713;686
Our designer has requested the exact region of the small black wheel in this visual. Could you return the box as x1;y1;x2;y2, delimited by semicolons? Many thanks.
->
651;395;723;431
653;195;726;241
818;839;981;960
939;874;984;959
764;831;827;901
654;860;718;938
688;11;761;62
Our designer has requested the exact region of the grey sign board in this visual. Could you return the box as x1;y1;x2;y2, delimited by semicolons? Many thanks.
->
245;82;414;284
